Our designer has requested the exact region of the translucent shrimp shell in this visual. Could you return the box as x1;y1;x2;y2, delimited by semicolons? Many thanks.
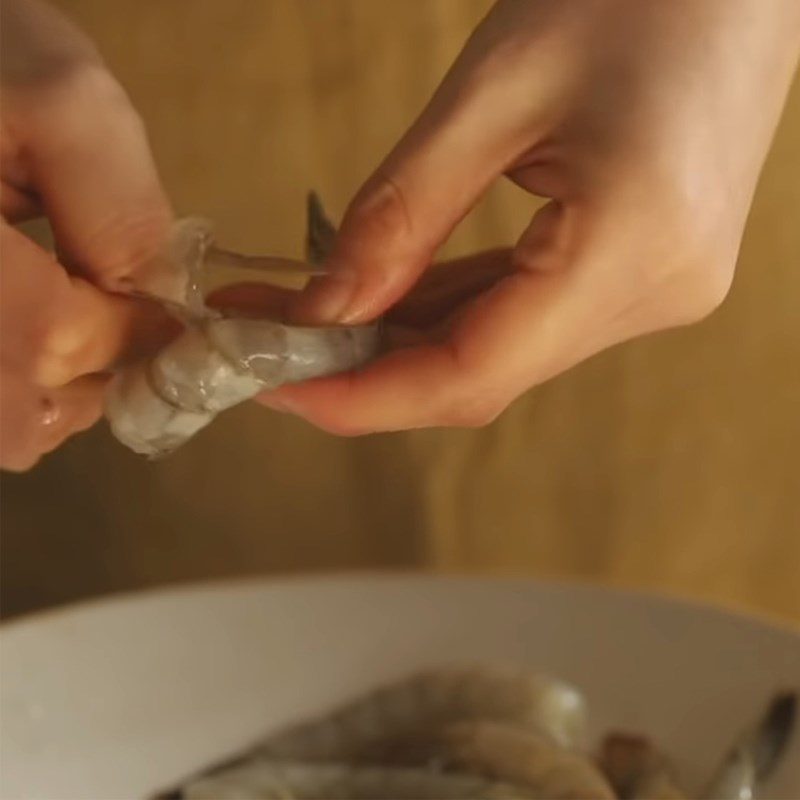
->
104;197;379;456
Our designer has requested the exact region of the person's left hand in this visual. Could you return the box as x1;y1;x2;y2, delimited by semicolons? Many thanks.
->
1;0;173;471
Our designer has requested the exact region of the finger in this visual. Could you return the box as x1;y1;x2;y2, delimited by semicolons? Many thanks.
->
259;273;569;434
219;252;515;420
259;203;626;433
208;249;512;327
292;29;551;325
0;180;41;222
386;248;513;328
2;109;42;220
33;279;177;387
0;372;105;472
1;223;177;388
8;63;172;290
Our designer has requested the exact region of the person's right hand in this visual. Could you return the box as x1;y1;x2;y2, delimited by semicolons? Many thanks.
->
260;0;800;435
1;0;173;471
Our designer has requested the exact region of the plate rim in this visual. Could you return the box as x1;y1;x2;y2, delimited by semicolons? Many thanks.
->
3;570;799;639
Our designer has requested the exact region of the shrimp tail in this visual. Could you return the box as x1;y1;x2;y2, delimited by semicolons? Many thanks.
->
306;191;337;265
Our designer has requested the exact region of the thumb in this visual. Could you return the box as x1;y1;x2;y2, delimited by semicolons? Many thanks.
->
293;65;543;324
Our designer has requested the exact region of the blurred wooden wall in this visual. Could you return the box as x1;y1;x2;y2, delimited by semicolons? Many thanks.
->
2;1;798;621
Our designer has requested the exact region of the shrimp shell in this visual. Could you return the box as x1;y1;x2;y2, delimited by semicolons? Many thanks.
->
104;195;379;456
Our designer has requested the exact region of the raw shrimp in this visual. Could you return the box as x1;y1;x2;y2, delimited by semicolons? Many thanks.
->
104;195;380;456
439;721;615;800
153;666;798;800
255;666;587;763
176;760;531;800
156;666;587;799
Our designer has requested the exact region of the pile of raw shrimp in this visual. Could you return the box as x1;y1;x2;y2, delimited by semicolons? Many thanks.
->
159;666;795;800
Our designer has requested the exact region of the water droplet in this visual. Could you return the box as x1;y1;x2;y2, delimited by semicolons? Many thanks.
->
39;396;60;426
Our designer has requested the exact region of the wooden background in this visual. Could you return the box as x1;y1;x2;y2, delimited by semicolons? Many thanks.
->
2;1;798;621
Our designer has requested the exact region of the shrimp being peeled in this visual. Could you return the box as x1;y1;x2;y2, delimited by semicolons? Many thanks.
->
155;665;797;800
104;195;380;457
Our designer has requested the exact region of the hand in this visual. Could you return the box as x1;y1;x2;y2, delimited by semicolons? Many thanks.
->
1;0;173;471
262;0;800;434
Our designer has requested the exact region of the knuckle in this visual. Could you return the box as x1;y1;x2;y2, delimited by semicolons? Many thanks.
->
35;352;78;388
32;295;99;388
30;321;67;383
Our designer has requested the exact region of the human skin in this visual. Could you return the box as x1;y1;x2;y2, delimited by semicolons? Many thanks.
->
2;1;799;469
0;0;172;471
257;0;800;435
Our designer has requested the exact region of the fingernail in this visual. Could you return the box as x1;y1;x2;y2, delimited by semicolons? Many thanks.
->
295;270;356;323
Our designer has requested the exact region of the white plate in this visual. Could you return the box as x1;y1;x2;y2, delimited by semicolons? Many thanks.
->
1;575;799;799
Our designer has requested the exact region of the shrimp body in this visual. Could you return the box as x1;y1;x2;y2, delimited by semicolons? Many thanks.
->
180;760;529;800
105;196;379;456
257;666;587;763
440;721;615;800
106;317;378;456
162;667;593;800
